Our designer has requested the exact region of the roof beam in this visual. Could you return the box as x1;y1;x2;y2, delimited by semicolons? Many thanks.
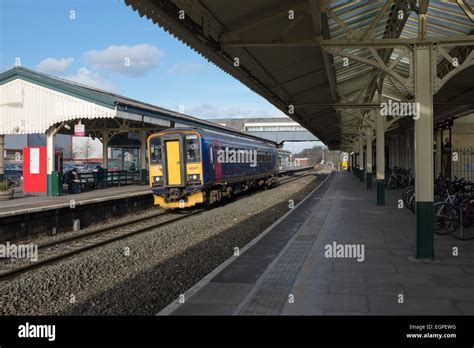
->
309;0;338;120
221;36;474;49
221;0;307;40
269;67;326;91
456;0;474;21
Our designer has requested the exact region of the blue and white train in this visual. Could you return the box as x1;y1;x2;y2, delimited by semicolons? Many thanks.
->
148;127;279;208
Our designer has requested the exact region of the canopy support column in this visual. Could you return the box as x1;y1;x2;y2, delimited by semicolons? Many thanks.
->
0;135;4;181
102;131;109;170
414;41;435;259
376;106;385;205
366;127;373;189
46;126;56;196
140;129;148;184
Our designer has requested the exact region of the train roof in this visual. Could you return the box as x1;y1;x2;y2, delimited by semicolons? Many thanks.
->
157;127;278;147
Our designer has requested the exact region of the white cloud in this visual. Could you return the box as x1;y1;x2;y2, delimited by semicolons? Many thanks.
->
167;62;206;75
181;103;286;119
65;67;117;92
36;57;74;74
83;44;163;77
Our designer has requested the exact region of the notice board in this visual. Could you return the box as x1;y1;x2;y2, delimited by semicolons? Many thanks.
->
23;147;46;193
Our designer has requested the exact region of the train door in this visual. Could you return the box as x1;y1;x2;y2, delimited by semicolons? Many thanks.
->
165;138;183;186
212;139;222;183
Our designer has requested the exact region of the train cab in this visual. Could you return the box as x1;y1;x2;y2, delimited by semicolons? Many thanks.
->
148;129;205;208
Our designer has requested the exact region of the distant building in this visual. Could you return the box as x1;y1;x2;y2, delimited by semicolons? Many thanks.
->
294;158;310;167
4;134;72;165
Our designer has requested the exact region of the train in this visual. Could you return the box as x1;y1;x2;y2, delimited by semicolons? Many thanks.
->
148;127;279;208
277;149;293;171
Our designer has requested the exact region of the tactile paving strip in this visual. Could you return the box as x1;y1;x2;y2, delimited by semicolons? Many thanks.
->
237;174;335;315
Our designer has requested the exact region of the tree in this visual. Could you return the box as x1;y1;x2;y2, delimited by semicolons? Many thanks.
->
73;137;95;163
295;145;324;165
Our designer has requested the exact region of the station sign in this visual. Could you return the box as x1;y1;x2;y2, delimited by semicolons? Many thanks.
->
74;124;85;136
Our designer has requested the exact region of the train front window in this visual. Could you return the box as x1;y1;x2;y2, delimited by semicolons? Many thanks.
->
185;135;200;162
149;137;162;164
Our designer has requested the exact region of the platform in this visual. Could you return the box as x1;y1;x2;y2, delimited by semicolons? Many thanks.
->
162;171;474;315
0;185;151;217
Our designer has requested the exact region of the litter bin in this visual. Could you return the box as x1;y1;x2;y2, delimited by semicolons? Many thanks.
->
47;171;62;196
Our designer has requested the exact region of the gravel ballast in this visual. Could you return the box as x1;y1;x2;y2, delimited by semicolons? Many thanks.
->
0;173;325;315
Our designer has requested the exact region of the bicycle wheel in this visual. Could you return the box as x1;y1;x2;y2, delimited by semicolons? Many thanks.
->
433;202;452;235
386;177;396;190
408;192;416;213
445;206;461;233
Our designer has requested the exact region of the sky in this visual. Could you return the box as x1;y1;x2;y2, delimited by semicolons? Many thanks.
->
0;0;320;153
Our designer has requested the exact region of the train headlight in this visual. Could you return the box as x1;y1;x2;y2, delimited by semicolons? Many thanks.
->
154;176;162;182
187;174;200;183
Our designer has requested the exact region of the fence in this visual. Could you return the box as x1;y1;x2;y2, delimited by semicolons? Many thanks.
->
452;147;474;182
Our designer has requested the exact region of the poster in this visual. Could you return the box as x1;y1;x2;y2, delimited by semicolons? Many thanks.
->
30;147;40;174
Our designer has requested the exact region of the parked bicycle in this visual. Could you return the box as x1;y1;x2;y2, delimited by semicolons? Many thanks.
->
385;167;413;189
402;175;474;240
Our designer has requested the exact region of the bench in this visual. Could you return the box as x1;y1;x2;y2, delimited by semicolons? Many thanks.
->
64;170;142;194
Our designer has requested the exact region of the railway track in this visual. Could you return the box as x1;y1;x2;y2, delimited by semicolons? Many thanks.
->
0;209;206;280
0;168;319;280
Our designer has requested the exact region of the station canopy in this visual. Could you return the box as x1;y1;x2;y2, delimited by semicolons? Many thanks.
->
125;0;474;150
0;66;276;144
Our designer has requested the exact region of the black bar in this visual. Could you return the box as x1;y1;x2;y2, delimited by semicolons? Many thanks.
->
1;316;473;346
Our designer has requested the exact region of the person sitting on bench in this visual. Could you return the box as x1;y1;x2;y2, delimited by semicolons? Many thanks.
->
65;168;81;194
95;165;106;188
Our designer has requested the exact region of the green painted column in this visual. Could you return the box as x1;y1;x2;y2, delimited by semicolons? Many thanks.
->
47;171;60;196
375;99;385;205
414;38;434;259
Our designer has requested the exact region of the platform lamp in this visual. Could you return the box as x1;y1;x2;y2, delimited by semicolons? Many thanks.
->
444;118;453;150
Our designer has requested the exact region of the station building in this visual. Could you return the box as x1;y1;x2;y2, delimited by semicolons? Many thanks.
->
0;67;268;195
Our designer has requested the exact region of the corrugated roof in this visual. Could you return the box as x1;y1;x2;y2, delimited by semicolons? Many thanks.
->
0;66;276;143
124;0;473;150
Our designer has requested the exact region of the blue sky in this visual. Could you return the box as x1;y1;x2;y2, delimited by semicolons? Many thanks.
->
1;0;320;152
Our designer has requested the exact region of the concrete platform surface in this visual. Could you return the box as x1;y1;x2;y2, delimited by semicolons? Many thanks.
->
0;185;151;217
163;171;474;315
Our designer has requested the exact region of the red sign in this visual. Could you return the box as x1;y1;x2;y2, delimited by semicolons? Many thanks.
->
23;147;46;193
74;124;85;136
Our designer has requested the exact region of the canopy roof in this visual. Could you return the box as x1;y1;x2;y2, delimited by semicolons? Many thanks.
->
125;0;473;150
0;67;276;144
